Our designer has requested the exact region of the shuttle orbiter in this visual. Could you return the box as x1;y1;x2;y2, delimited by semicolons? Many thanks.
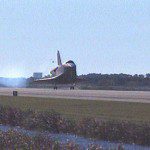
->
35;51;77;89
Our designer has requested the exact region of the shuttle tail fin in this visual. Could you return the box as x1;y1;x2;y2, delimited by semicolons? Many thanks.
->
57;51;62;66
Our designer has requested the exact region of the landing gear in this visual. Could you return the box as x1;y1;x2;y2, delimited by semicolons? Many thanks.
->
70;86;74;90
70;83;75;90
54;86;57;90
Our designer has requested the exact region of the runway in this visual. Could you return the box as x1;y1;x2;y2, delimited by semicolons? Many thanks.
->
0;88;150;103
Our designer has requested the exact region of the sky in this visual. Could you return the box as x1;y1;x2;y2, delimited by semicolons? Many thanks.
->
0;0;150;77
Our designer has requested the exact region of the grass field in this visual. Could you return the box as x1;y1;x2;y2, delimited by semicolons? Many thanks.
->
0;95;150;124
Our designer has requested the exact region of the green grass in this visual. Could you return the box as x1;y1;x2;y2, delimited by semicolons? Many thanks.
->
0;96;150;124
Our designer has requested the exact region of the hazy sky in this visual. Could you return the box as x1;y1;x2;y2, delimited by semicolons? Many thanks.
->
0;0;150;77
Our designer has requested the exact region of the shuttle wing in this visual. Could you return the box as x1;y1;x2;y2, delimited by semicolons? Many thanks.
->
34;73;63;83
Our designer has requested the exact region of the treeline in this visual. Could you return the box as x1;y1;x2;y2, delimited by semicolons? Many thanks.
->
78;73;150;90
1;73;150;90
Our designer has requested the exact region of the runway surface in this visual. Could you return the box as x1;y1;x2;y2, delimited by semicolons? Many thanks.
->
0;88;150;103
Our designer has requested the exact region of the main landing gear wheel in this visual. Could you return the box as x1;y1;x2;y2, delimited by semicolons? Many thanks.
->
54;86;57;90
70;86;74;90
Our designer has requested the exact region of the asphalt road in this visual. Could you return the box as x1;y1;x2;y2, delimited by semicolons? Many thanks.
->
0;88;150;103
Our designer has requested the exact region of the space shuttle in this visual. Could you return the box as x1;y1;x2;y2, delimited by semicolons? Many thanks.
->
35;51;77;89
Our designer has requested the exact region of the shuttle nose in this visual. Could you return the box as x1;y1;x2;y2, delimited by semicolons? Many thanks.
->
68;63;76;67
